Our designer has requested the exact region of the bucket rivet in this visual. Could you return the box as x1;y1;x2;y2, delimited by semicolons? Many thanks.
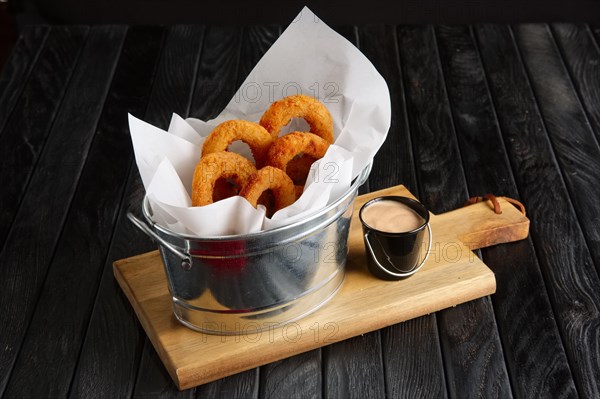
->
181;258;192;271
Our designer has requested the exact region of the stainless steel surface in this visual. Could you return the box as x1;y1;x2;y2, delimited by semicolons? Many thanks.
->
127;211;192;269
132;164;371;334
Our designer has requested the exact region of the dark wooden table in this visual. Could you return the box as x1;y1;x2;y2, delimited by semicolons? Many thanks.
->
1;23;599;399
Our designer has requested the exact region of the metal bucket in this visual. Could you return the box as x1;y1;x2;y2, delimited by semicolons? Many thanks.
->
128;164;371;335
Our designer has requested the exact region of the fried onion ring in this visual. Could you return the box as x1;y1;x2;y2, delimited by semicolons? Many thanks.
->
259;95;334;143
192;152;257;206
202;120;273;167
266;132;330;177
286;154;317;185
240;166;296;217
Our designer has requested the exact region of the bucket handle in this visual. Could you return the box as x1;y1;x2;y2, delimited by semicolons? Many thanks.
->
127;212;193;270
364;223;432;279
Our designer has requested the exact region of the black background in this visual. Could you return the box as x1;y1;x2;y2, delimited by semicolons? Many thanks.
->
11;0;600;25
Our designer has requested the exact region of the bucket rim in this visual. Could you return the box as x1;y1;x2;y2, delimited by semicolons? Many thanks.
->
143;162;371;241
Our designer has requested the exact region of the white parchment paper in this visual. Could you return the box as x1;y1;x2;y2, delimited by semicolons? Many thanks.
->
128;7;391;236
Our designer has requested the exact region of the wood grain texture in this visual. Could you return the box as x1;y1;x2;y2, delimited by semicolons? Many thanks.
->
429;28;515;398
333;25;370;196
0;26;95;394
196;371;258;399
360;25;417;195
466;23;579;399
0;26;87;253
137;25;206;130
397;25;466;214
399;24;512;399
382;316;446;399
429;25;513;399
514;24;600;269
60;26;167;399
394;25;456;399
512;23;600;398
189;26;243;121
126;25;206;399
319;25;380;399
551;24;600;142
0;25;49;136
110;185;526;390
478;24;600;398
550;23;600;273
260;351;321;399
592;25;600;56
236;25;280;88
1;26;129;399
134;341;197;399
358;25;448;399
323;332;385;399
2;22;595;398
68;170;153;399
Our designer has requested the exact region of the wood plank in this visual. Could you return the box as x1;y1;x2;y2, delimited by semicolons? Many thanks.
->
382;315;445;398
361;25;417;195
514;25;600;273
400;24;511;398
63;26;166;399
0;25;159;398
323;332;384;399
0;26;95;393
512;23;600;398
92;25;203;399
134;340;197;399
434;25;522;398
393;25;452;399
196;371;258;399
66;26;202;399
118;26;205;399
478;23;600;398
461;23;579;399
550;23;600;271
358;24;446;399
68;170;152;399
260;351;320;399
1;26;130;397
320;25;383;399
335;26;370;196
189;27;243;121
0;25;49;136
474;25;576;398
592;25;600;54
0;26;87;255
552;24;600;139
113;185;528;390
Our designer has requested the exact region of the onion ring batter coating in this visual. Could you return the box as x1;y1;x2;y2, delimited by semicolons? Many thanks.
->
192;152;257;206
259;95;334;143
266;132;330;175
202;120;273;167
240;166;296;216
294;185;304;200
286;154;317;185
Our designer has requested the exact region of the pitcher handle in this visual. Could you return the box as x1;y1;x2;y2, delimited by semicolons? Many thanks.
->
127;212;192;270
364;223;432;279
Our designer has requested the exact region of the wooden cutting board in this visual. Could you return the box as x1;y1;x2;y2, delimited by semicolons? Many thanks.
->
114;185;529;390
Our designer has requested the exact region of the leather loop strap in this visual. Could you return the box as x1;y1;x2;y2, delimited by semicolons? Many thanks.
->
465;194;526;216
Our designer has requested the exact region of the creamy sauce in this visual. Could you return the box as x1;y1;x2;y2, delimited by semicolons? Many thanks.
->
362;200;425;233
